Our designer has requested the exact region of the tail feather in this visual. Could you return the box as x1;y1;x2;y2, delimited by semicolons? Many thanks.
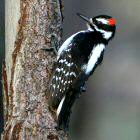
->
57;90;78;131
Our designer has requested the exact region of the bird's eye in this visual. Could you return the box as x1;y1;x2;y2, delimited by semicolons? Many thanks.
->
97;21;102;24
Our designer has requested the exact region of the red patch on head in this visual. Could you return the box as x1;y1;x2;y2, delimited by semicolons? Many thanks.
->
108;18;116;26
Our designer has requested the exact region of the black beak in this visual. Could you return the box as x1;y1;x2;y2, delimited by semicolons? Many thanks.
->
77;13;90;23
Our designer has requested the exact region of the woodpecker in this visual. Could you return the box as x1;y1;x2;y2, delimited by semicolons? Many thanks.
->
48;13;116;131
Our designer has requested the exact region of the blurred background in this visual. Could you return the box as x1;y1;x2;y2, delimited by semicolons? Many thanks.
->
63;0;140;140
1;0;140;139
0;0;4;134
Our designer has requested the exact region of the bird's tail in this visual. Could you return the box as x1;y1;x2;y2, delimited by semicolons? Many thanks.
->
57;90;79;131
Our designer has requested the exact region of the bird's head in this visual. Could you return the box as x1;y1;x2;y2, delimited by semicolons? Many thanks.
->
77;13;116;40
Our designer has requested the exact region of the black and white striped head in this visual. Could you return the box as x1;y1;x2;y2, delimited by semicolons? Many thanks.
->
77;13;116;40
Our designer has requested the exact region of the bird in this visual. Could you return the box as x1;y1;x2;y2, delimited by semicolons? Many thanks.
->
48;13;116;131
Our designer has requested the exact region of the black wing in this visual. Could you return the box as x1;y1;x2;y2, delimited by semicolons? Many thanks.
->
48;44;86;110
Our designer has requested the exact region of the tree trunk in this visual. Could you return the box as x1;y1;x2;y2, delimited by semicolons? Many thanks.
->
2;0;67;139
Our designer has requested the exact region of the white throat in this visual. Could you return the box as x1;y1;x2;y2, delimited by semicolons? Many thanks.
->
87;24;94;31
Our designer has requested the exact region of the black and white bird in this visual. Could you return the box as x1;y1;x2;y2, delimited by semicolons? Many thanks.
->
48;13;116;131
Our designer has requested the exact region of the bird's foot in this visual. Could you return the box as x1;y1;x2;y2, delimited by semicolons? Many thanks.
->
80;86;86;92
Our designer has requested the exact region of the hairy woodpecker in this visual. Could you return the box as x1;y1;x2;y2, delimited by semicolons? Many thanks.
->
48;13;116;131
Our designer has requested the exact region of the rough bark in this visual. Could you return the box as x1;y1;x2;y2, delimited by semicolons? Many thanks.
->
2;0;67;139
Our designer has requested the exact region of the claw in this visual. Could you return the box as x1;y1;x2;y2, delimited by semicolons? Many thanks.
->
81;86;86;92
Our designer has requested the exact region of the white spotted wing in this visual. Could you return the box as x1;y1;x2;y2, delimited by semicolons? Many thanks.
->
48;45;81;109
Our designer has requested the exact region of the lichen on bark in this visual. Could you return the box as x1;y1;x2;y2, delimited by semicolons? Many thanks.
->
2;0;67;139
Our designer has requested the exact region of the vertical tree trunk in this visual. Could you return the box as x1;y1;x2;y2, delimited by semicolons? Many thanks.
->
2;0;67;139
